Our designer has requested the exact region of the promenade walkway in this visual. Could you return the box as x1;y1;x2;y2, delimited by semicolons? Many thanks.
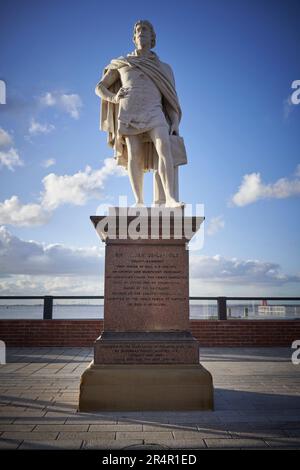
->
0;347;299;450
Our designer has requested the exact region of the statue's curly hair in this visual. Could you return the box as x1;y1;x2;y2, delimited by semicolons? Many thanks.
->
133;20;156;48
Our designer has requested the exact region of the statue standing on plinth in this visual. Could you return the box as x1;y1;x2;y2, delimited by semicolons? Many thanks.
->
95;20;187;207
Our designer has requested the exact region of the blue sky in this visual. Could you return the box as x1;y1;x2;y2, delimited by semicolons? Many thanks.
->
0;0;300;296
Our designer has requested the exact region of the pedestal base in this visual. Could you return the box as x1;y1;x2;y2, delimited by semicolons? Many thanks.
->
94;331;200;364
78;363;214;411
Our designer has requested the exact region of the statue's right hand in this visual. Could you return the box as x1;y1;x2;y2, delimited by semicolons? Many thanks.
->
113;87;129;103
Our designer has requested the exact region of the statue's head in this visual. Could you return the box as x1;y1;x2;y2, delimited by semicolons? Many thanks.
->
133;20;156;49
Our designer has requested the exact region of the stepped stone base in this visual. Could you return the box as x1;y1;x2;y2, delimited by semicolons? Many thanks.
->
78;363;214;411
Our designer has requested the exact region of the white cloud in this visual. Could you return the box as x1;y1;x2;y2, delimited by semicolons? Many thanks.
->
206;215;224;236
41;158;56;168
0;227;298;296
0;129;23;171
0;226;102;295
0;148;23;171
0;128;13;147
39;275;102;294
59;94;82;119
0;196;50;226
40;91;83;119
190;254;300;286
0;226;103;277
29;119;55;135
0;274;103;296
41;158;126;210
230;165;300;206
39;92;56;107
0;158;126;226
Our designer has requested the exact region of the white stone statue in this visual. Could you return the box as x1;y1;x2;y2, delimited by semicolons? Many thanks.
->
95;20;187;208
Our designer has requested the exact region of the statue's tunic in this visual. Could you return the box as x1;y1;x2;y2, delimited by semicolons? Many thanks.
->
117;65;168;135
97;51;182;170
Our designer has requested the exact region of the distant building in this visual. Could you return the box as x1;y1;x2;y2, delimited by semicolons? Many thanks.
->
258;305;285;316
258;305;296;317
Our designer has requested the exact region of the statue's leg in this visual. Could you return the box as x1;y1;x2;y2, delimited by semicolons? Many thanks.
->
149;126;184;208
125;135;145;205
173;166;179;201
153;170;166;206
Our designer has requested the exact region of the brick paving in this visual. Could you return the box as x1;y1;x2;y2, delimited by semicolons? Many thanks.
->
0;347;299;450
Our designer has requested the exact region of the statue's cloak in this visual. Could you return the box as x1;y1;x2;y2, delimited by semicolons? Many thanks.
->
96;51;182;171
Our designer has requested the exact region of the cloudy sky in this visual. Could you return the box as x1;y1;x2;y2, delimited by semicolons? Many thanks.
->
0;0;300;296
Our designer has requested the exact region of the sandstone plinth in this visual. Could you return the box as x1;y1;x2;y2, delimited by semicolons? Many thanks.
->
79;209;213;411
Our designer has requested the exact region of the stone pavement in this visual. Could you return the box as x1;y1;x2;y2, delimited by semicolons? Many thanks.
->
0;347;299;450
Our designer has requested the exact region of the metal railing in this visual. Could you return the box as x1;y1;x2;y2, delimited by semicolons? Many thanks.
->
0;296;299;320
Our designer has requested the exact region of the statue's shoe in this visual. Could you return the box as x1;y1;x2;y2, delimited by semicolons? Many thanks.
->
165;199;185;209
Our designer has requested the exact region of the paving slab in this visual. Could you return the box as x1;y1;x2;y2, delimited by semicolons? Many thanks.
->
0;438;22;449
83;439;144;450
116;431;173;440
89;424;143;432
143;439;206;449
204;438;269;449
57;431;116;440
18;439;84;450
265;438;300;448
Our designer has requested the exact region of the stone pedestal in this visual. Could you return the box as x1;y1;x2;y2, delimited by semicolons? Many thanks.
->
79;208;213;411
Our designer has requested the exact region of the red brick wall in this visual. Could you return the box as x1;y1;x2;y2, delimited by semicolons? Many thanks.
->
0;319;299;347
190;320;300;346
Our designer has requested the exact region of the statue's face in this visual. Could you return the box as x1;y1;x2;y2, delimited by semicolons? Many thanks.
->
134;23;152;49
